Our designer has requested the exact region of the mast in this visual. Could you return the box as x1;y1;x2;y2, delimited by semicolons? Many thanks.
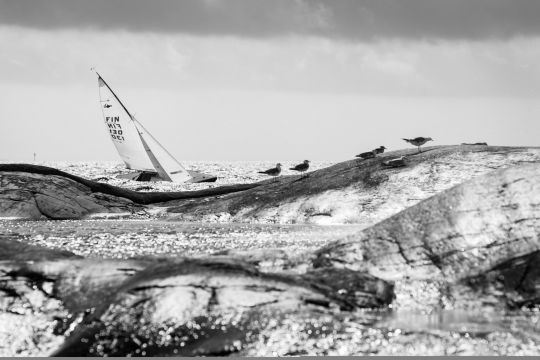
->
96;72;135;120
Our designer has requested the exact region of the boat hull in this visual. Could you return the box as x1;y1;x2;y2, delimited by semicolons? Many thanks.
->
117;170;217;183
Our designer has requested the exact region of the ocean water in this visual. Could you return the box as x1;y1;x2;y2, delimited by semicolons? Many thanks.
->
0;219;363;260
2;161;540;356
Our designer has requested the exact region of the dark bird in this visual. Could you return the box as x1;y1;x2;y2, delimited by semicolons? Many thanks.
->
290;160;310;177
258;163;282;179
461;142;488;146
402;137;433;153
356;151;376;159
383;156;407;168
373;146;386;155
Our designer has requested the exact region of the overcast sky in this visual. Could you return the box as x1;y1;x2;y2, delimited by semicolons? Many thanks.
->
1;0;539;161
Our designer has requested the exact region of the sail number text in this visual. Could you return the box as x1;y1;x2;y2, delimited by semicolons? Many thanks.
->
105;116;125;142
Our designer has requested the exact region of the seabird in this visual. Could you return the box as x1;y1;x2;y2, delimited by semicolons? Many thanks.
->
258;163;282;180
383;156;407;168
355;151;376;159
290;160;310;177
402;137;433;153
373;146;386;155
461;142;488;146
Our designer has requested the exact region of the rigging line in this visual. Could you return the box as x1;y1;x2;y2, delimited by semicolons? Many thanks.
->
133;119;189;173
134;121;172;182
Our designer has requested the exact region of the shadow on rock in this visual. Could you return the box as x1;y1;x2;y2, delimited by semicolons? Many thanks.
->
50;258;392;356
0;238;393;356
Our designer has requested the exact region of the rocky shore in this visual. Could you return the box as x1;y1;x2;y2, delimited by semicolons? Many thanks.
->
1;145;540;356
2;145;538;225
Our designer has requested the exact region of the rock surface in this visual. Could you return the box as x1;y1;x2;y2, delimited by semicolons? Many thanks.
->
313;162;540;310
0;171;144;220
1;146;538;223
0;165;260;220
314;162;540;281
2;147;540;355
0;238;392;356
164;145;540;225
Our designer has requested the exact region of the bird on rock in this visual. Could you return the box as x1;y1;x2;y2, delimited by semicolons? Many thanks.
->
356;151;376;160
290;160;310;177
383;156;407;168
373;146;386;155
258;163;282;180
402;137;433;153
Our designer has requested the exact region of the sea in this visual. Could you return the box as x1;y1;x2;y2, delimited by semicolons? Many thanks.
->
1;161;540;355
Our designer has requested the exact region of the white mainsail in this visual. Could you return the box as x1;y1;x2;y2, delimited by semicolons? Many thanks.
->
96;73;192;183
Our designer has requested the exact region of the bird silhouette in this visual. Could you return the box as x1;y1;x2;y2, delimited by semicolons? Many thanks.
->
402;137;433;153
383;156;407;168
258;163;282;180
290;160;310;177
355;151;376;159
373;146;386;155
461;142;488;146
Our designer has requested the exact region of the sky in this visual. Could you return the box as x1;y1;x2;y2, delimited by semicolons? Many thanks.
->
0;0;539;162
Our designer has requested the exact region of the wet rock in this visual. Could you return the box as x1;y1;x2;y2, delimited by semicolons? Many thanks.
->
302;268;394;309
0;272;68;356
0;238;393;356
0;239;154;355
448;251;540;310
313;163;540;309
50;258;352;356
1;240;152;312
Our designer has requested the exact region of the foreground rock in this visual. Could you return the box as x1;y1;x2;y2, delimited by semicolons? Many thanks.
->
0;238;392;356
314;163;540;310
2;235;539;355
1;146;539;223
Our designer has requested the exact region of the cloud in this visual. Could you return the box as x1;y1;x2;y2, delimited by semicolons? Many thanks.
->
1;27;539;98
1;0;540;41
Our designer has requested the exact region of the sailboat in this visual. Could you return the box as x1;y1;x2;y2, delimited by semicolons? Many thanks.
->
95;72;217;183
